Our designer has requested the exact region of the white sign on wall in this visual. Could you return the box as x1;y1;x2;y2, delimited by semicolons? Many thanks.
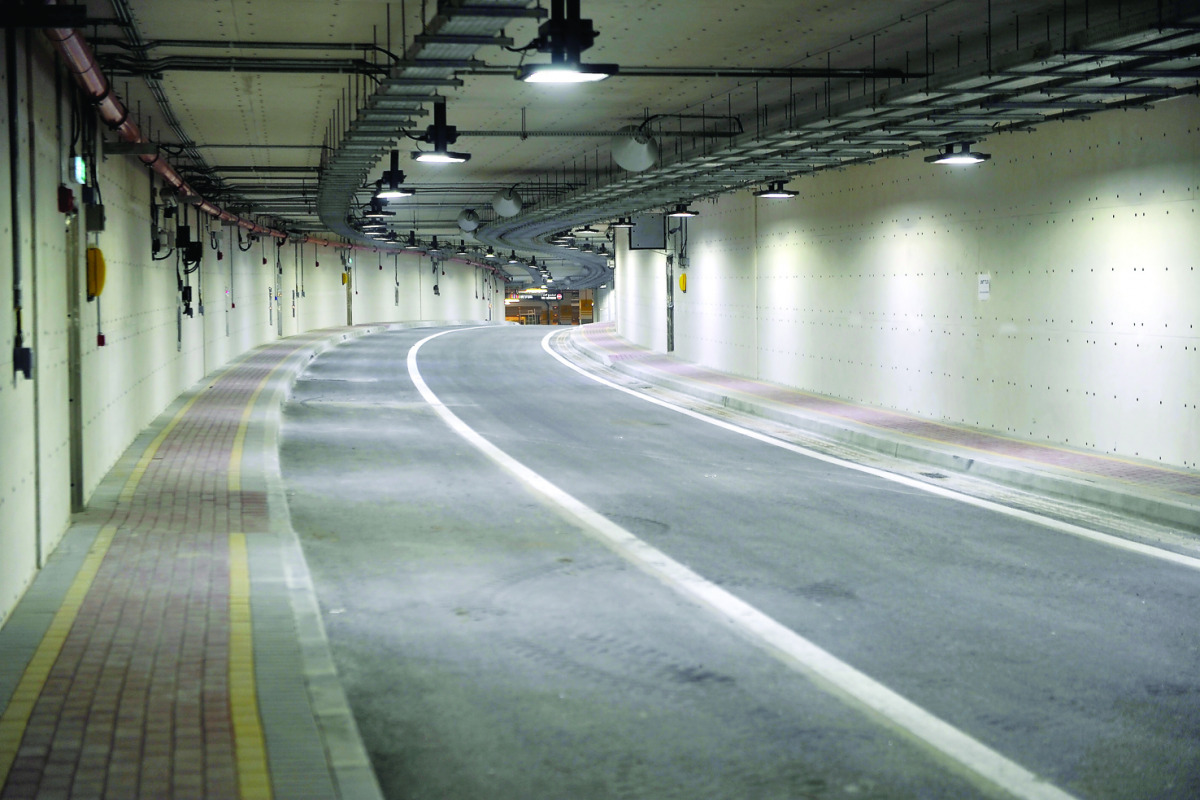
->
978;272;991;301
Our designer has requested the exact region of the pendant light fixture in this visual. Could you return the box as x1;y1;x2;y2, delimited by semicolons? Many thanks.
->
375;150;413;199
754;181;797;199
925;142;991;165
413;99;471;163
667;204;698;218
519;0;617;84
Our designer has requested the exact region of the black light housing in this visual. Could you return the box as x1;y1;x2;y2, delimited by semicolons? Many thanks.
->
519;0;617;83
413;100;471;163
376;150;413;199
925;141;991;165
754;180;797;199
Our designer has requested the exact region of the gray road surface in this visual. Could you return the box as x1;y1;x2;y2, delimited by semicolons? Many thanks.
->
279;325;1200;800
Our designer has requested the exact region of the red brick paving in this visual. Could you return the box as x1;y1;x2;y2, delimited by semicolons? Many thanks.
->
580;322;1200;498
1;334;332;800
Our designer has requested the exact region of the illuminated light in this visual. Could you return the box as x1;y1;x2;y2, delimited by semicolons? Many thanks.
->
520;63;615;83
754;181;797;199
925;142;991;165
73;155;87;185
413;150;471;163
609;217;634;228
667;204;698;218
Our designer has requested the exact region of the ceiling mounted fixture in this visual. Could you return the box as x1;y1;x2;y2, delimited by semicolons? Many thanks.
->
457;208;481;232
376;150;413;199
413;99;471;163
403;230;421;250
596;243;609;255
609;217;634;228
754;180;797;199
611;125;658;172
507;250;520;264
925;142;991;165
364;199;393;219
456;240;469;256
667;204;698;218
492;188;523;217
427;236;443;255
484;245;498;259
567;239;581;250
529;255;539;268
518;0;617;84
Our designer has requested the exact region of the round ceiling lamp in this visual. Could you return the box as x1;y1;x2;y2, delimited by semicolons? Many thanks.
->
611;125;658;172
491;188;523;218
457;208;481;232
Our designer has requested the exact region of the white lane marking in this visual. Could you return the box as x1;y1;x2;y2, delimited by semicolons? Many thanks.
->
410;327;1078;800
543;330;1200;572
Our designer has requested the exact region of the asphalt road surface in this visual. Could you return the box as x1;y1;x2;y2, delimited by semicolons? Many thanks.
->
279;324;1200;800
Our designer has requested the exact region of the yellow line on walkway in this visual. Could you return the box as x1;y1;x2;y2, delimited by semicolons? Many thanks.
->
119;391;205;505
229;533;272;800
228;359;289;495
0;525;117;785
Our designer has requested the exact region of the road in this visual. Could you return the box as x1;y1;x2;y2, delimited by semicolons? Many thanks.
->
279;324;1200;800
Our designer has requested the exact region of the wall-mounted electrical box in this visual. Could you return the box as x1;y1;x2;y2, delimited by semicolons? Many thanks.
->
84;203;106;232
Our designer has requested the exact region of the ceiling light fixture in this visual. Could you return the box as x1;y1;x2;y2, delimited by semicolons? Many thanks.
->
518;0;617;84
754;180;797;199
484;245;498;259
413;99;471;163
567;239;580;250
507;250;520;264
456;240;468;256
925;142;991;165
376;150;413;199
609;217;634;228
427;236;443;255
667;204;698;218
364;198;393;219
403;230;420;249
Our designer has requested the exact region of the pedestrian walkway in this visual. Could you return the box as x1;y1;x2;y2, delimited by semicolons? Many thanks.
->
566;322;1200;532
0;327;386;800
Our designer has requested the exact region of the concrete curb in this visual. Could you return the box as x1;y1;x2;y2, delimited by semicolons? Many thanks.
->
561;327;1200;535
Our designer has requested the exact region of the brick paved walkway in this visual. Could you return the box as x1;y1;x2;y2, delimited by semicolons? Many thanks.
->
576;322;1200;503
0;330;380;800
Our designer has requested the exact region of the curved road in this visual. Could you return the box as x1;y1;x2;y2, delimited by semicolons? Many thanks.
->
280;324;1200;800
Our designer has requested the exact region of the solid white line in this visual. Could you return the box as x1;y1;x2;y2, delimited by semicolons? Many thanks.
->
542;330;1200;573
409;327;1078;800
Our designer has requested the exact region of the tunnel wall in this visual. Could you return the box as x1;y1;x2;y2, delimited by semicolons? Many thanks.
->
620;94;1199;471
0;34;502;624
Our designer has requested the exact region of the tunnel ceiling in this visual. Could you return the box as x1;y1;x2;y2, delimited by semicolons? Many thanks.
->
98;0;1200;288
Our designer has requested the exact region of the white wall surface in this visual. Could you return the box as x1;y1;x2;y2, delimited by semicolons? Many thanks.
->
665;95;1199;470
0;34;502;625
615;241;667;353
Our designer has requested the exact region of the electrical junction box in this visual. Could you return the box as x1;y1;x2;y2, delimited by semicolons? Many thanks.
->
13;346;34;380
84;203;106;232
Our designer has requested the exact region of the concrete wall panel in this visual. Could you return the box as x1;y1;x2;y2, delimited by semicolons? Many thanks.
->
667;95;1198;469
0;38;504;625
